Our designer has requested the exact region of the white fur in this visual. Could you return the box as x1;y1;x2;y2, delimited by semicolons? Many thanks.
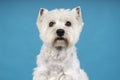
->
33;7;89;80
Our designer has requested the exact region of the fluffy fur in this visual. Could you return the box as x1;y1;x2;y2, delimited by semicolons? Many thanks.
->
33;7;89;80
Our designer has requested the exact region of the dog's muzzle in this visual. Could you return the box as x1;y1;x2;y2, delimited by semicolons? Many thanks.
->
53;37;68;48
52;29;69;49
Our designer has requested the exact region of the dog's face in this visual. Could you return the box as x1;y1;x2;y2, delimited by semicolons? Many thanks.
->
37;7;84;48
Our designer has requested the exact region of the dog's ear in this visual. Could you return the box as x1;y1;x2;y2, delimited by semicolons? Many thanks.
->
36;8;48;31
72;6;84;26
37;8;48;30
72;6;82;17
39;8;48;16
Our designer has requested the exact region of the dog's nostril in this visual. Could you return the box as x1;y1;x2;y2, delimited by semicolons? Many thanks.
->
56;29;65;37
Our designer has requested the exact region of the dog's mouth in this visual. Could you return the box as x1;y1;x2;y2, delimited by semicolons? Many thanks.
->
55;37;65;40
53;37;68;49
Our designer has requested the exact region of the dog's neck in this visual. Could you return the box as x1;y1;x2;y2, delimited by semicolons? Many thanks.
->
40;44;77;61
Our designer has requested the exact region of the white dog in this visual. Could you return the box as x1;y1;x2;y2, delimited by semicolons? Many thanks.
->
33;7;89;80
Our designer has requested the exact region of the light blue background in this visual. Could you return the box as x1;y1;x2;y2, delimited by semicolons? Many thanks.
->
0;0;120;80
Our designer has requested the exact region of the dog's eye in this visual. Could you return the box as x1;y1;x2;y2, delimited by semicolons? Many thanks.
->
65;21;71;27
49;21;55;27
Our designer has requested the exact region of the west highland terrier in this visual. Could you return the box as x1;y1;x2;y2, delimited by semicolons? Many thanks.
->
33;7;89;80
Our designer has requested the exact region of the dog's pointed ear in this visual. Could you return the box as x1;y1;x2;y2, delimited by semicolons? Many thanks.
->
39;8;48;16
72;6;84;26
72;6;81;17
37;8;48;31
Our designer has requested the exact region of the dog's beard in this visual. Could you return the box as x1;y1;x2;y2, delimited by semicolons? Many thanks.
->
53;37;68;50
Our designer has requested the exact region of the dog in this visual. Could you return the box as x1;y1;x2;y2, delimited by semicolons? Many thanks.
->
33;7;89;80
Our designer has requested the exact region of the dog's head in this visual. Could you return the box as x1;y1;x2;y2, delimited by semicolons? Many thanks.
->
37;7;84;49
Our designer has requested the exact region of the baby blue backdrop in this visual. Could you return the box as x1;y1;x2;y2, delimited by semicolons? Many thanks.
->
0;0;120;80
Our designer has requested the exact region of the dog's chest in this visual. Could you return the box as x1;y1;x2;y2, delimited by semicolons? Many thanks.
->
46;53;72;76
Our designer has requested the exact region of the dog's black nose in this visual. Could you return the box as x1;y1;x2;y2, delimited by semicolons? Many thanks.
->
56;29;65;37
